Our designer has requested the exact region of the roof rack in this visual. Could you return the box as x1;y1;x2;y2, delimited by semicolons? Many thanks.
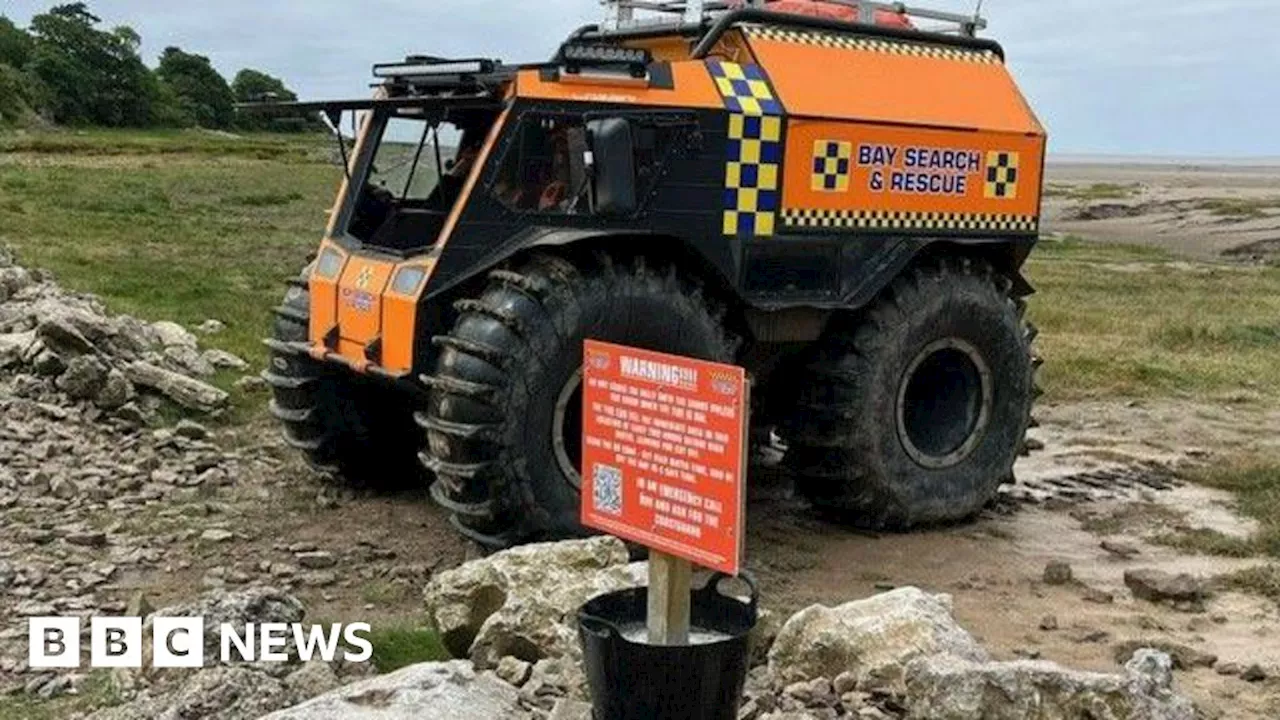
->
600;0;986;37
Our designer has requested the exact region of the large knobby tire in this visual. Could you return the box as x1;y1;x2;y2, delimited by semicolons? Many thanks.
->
420;254;737;547
263;272;427;490
782;256;1037;529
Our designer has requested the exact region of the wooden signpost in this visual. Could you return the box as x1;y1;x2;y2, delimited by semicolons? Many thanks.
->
580;340;749;645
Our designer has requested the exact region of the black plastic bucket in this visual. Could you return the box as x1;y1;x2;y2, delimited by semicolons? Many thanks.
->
577;572;758;720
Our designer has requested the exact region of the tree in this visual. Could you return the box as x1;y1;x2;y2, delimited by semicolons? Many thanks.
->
0;64;38;125
0;16;33;68
0;16;38;126
155;46;234;128
231;68;296;104
26;3;154;126
231;68;316;132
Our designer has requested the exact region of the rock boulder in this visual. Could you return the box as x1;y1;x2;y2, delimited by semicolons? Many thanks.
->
904;649;1196;720
152;320;199;349
1123;569;1207;605
55;355;109;399
259;661;526;720
0;330;34;368
124;361;229;412
768;587;988;690
423;536;643;669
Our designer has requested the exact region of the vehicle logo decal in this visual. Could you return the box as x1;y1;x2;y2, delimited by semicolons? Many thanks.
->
342;288;375;313
353;266;375;290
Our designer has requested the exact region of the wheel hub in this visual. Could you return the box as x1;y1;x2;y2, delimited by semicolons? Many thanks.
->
552;367;584;489
896;338;992;469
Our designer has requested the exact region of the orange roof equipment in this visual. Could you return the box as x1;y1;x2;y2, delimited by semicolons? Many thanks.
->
727;0;915;28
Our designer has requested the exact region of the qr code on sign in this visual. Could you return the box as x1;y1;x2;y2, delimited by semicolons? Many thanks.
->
592;463;623;516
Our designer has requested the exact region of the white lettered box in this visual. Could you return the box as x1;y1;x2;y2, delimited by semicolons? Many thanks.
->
28;617;80;668
90;617;143;667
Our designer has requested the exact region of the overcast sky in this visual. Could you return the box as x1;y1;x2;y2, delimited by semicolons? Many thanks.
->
6;0;1279;157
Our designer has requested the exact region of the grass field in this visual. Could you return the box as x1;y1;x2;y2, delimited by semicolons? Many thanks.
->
0;129;341;413
1026;235;1280;403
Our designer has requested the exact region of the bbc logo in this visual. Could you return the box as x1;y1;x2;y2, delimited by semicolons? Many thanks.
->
29;617;204;668
29;617;372;668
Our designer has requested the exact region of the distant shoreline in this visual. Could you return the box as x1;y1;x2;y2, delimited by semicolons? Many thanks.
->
1049;154;1280;168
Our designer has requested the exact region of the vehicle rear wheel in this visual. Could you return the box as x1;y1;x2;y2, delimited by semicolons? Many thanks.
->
263;271;427;490
782;256;1037;528
420;253;737;548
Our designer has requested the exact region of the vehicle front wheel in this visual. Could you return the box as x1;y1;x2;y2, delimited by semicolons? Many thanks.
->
420;253;737;547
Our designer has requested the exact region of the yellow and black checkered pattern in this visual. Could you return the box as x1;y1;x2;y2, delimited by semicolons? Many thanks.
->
781;209;1038;233
811;140;852;193
707;59;784;237
745;25;999;63
707;58;784;116
984;151;1020;199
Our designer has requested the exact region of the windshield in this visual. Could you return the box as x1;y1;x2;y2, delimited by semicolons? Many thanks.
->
343;110;491;251
367;117;458;203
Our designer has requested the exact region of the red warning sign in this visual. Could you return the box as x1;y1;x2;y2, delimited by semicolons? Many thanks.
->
580;340;748;575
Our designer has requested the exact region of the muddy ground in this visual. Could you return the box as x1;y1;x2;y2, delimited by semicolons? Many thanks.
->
1043;158;1280;262
4;160;1280;717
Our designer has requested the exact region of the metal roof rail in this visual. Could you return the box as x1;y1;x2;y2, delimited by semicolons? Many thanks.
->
600;0;986;37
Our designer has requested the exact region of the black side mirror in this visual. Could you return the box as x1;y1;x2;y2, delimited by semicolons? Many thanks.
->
587;118;637;216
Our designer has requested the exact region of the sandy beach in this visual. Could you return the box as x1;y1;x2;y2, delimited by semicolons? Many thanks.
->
1044;157;1280;260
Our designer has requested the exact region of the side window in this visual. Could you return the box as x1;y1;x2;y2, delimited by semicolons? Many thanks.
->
493;116;590;214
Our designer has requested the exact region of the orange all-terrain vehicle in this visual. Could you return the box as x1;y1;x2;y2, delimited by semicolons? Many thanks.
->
253;0;1046;548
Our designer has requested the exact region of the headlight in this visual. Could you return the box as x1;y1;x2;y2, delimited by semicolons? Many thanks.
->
390;266;428;295
314;248;345;280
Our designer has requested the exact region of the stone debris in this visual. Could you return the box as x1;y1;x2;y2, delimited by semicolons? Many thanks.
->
1113;641;1217;671
1043;561;1074;586
0;245;243;417
124;361;228;413
1240;664;1267;683
1123;569;1209;609
197;319;226;335
1101;539;1141;559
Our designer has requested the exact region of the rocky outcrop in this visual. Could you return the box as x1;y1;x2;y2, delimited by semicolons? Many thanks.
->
0;245;244;418
423;536;644;670
259;661;527;720
767;587;989;691
904;649;1196;720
